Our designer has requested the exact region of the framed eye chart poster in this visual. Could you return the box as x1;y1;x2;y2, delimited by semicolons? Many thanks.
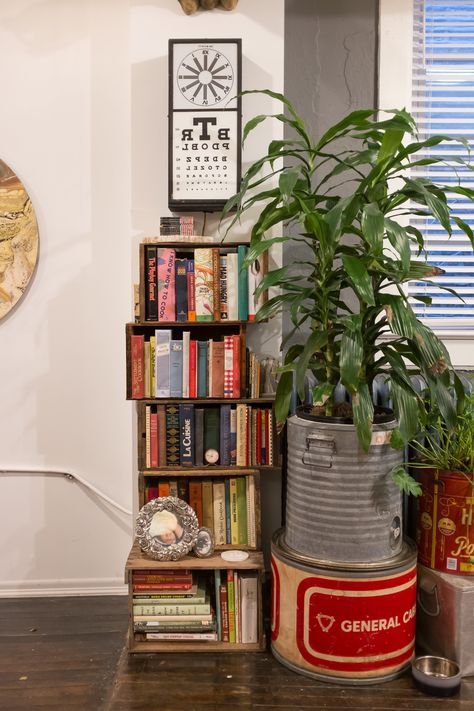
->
168;38;242;212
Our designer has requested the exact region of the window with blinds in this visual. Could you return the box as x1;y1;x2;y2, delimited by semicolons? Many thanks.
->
410;0;474;332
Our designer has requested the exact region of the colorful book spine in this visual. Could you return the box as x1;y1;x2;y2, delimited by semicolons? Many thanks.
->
145;405;151;468
213;481;226;545
224;479;231;544
210;340;224;397
158;481;170;497
145;632;218;641
220;404;231;466
194;248;214;321
236;404;247;466
155;330;172;397
201;479;214;530
189;339;197;398
133;602;211;615
157;405;167;467
170;340;183;398
226;251;238;320
237;245;249;321
230;408;237;465
144;341;151;398
246;475;256;547
219;583;229;642
150;410;158;468
223;335;234;398
236;477;248;546
187;260;196;321
220;255;228;320
230;478;238;545
227;569;236;643
212;248;221;321
157;247;176;321
165;404;180;465
232;334;241;397
150;335;156;397
182;331;190;398
188;480;203;526
214;569;222;641
144;245;158;321
131;334;145;398
179;404;194;467
175;258;188;322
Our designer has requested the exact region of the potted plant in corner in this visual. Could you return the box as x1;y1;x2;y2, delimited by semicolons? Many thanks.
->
223;90;474;564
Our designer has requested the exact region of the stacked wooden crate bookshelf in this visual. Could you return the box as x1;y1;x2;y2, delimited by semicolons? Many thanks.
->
125;239;276;653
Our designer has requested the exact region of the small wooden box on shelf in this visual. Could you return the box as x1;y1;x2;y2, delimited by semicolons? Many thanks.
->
125;238;275;653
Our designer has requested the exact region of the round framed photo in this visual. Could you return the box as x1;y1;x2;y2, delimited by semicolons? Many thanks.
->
136;497;199;561
194;527;215;558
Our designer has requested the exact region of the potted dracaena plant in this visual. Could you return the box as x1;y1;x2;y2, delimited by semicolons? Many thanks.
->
222;90;474;565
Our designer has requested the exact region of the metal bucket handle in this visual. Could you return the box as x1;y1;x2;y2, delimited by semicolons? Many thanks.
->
417;578;440;617
302;434;335;469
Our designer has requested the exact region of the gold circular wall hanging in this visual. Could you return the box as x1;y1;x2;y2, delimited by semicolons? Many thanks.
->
0;159;39;320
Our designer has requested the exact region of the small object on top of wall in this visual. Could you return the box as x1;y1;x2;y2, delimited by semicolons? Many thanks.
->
0;159;39;321
178;0;239;15
136;496;199;560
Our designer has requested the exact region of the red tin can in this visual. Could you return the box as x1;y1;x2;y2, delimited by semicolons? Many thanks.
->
271;530;417;684
416;469;474;575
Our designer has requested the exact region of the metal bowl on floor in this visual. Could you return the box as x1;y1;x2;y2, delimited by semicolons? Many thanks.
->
412;655;461;696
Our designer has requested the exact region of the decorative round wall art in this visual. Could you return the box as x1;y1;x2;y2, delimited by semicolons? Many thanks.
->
0;159;39;321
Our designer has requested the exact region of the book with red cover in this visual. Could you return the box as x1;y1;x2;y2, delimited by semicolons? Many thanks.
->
219;583;229;642
132;574;192;584
132;582;193;591
158;481;170;497
188;480;203;526
131;334;145;399
157;405;167;467
150;411;158;468
157;247;176;321
189;339;197;398
232;334;240;398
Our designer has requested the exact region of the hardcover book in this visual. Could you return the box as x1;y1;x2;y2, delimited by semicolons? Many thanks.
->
165;404;180;465
175;258;188;322
220;404;231;466
212;248;221;321
189;338;197;398
194;408;204;466
157;248;176;321
170;340;183;398
157;404;167;467
197;341;208;398
210;340;225;397
237;245;249;321
240;572;258;644
155;330;172;397
188;479;203;526
182;331;190;398
187;259;196;321
226;251;239;321
219;255;228;320
203;408;220;464
179;404;194;467
213;480;226;545
131;334;145;399
201;479;214;530
144;245;158;321
236;477;248;546
150;410;158;468
194;247;214;321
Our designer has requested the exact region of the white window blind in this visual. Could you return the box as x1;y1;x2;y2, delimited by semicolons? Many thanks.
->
409;0;474;332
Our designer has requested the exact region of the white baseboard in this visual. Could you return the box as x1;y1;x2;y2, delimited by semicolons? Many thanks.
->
0;577;128;597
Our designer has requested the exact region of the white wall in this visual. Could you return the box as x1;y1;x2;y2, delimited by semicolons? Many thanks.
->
0;0;284;596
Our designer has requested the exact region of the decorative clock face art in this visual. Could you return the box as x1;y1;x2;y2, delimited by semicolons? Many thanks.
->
0;159;39;321
169;39;242;212
177;47;234;107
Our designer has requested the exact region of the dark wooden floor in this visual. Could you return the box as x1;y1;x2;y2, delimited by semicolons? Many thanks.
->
1;596;473;710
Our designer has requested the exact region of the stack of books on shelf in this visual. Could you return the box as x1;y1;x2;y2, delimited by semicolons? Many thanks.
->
143;403;274;468
130;333;242;400
159;216;194;236
142;244;265;322
144;474;257;548
133;571;217;642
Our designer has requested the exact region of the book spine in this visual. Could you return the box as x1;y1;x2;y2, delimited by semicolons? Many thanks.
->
234;571;241;643
150;336;156;397
189;339;197;399
210;340;224;398
150;410;158;468
133;582;193;591
268;409;274;465
219;404;231;466
224;478;231;544
187;259;196;321
194;247;214;321
133;603;210;615
134;613;212;621
188;479;202;526
179;404;194;467
214;569;222;641
223;335;233;398
201;479;214;530
145;405;151;469
168;479;178;497
230;408;237;466
157;247;176;321
227;569;236;643
144;341;151;399
203;407;220;464
212;248;221;321
145;632;218;641
236;477;248;546
131;334;145;398
177;477;189;502
219;583;229;642
144;245;158;321
230;478;238;545
182;331;190;398
220;255;228;320
155;330;172;397
213;481;226;545
236;404;247;466
157;405;167;467
197;341;208;398
240;572;258;644
175;258;188;322
165;404;180;466
170;340;183;398
226;252;238;320
246;475;257;548
194;408;204;466
133;573;191;583
237;245;249;321
158;481;170;497
135;620;215;631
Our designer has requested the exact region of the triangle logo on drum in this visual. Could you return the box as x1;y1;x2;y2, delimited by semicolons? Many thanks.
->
316;613;335;633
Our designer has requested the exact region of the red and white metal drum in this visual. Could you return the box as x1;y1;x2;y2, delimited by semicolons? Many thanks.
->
271;530;417;684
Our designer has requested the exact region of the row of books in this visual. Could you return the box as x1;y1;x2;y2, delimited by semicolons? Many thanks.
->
143;245;265;322
131;332;241;400
144;475;257;547
133;570;258;644
160;216;194;236
143;404;274;468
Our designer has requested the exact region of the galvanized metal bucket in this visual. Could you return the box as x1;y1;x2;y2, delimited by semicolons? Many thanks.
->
284;408;403;564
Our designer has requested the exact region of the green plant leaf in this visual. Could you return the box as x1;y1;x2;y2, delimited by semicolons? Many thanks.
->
382;294;415;338
377;128;404;163
391;465;422;496
312;382;334;407
340;318;363;394
279;169;300;205
314;109;375;150
384;218;411;273
352;382;374;453
295;331;328;400
274;370;294;432
361;203;385;252
390;379;420;444
342;255;375;305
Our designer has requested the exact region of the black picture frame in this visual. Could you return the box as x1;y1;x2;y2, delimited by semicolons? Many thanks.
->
168;38;242;213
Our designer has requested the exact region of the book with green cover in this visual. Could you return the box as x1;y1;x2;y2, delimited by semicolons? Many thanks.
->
236;477;248;546
203;407;220;464
237;245;248;321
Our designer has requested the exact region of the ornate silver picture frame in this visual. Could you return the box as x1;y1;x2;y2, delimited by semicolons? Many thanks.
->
194;527;215;558
136;497;199;561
